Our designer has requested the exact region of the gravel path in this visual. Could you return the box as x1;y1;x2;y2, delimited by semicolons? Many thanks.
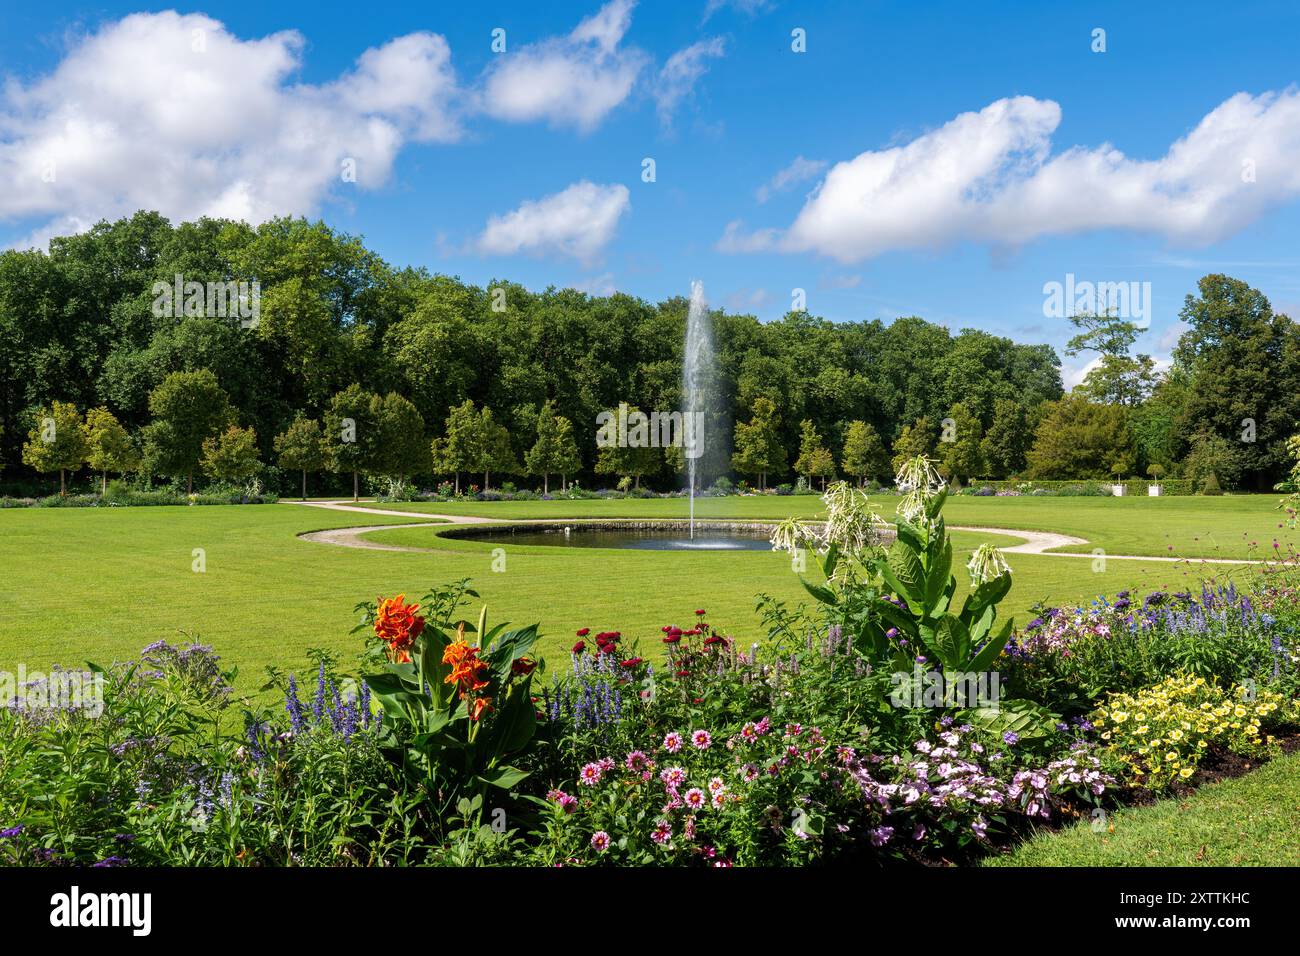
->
286;500;1264;564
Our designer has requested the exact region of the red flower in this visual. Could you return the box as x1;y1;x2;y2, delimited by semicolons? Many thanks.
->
620;658;643;669
572;640;586;654
704;635;724;646
512;657;537;676
695;609;706;616
576;628;590;637
663;633;682;644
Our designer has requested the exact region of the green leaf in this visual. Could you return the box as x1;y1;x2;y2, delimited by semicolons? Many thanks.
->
884;541;925;607
800;578;838;606
969;617;1014;673
925;538;952;606
478;765;530;790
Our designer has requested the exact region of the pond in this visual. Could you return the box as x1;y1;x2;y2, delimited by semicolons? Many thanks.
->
466;525;775;551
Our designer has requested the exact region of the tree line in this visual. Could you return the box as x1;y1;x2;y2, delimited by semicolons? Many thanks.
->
2;211;1296;495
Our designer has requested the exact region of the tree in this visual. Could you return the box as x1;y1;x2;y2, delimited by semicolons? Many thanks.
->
1024;394;1136;480
275;414;324;500
323;384;380;501
552;416;582;492
1181;431;1243;492
82;406;138;494
595;406;660;490
146;369;235;493
1065;312;1157;406
371;392;428;482
980;399;1033;479
22;401;88;495
794;419;836;490
731;397;785;490
441;399;483;495
201;425;262;482
525;401;580;494
1171;275;1300;489
473;406;517;490
839;420;887;486
937;403;984;483
890;417;933;474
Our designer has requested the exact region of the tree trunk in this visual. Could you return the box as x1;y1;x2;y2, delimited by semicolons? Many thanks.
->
543;473;549;495
301;469;307;500
484;470;490;491
352;470;358;502
101;471;107;495
187;471;193;495
61;469;67;496
455;472;460;495
635;474;640;490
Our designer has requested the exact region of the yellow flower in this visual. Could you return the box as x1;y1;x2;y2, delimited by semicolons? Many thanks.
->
1179;767;1194;779
1165;751;1178;762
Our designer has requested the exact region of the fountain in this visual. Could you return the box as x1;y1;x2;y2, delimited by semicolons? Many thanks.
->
682;280;714;539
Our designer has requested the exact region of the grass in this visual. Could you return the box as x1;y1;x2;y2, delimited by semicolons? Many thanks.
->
984;750;1300;866
354;493;1298;561
0;495;1284;696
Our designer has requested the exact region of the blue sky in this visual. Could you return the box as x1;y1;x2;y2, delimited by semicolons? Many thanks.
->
3;0;1300;385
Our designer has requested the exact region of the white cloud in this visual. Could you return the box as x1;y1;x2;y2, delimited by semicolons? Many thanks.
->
755;155;828;203
703;0;774;23
480;0;649;132
653;37;725;127
0;12;461;247
476;180;630;264
724;91;1300;263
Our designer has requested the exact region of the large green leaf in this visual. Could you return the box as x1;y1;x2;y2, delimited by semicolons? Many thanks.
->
884;541;925;607
478;765;530;791
929;614;970;670
800;578;838;606
969;617;1015;673
925;538;953;606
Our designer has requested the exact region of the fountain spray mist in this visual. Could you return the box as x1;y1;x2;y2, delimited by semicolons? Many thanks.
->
682;280;714;539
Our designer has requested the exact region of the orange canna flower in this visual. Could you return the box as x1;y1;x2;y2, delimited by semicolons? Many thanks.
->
443;640;492;694
375;594;426;660
468;697;493;721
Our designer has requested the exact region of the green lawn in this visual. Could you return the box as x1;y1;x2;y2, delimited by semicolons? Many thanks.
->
0;495;1284;696
354;493;1298;561
985;750;1300;866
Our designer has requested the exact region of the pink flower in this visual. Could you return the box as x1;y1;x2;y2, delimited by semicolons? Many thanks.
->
691;729;712;750
625;750;648;770
707;776;726;794
651;821;672;845
578;762;603;786
590;831;610;852
660;766;686;788
684;787;707;809
663;731;683;753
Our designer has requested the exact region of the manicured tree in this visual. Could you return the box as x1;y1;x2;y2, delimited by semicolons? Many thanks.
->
82;406;138;495
937;402;985;484
731;397;785;491
595;406;660;490
146;369;235;494
794;419;836;491
1181;431;1243;492
371;392;428;483
1146;463;1166;485
22;401;88;496
890;417;933;473
274;414;325;500
553;416;582;491
473;406;517;490
323;384;380;501
201;425;262;483
441;399;483;495
1202;471;1223;496
525;401;579;494
839;419;888;487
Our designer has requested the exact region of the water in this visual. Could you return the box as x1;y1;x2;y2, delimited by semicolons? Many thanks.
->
683;280;714;539
466;527;772;551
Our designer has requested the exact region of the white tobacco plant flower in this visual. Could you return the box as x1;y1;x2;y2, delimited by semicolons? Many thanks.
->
894;455;945;524
967;543;1012;584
